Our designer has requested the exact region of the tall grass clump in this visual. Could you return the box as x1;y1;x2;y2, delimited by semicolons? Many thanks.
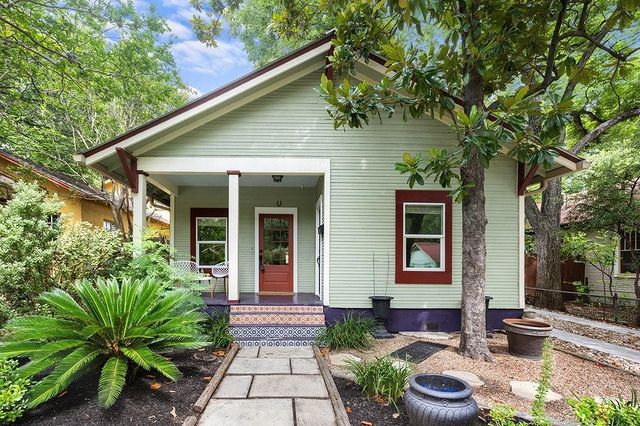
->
316;312;375;350
206;314;234;349
349;356;411;407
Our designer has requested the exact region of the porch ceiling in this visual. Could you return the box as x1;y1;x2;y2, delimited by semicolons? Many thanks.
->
156;173;321;188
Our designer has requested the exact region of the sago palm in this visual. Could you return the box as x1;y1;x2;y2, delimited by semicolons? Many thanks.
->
0;277;209;408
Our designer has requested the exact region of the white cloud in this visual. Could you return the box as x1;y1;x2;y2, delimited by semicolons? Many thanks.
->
171;39;249;76
166;19;193;40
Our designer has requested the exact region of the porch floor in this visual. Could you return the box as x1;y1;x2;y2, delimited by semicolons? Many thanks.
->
202;292;323;306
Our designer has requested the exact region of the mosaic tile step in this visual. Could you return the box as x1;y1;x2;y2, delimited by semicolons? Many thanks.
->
230;326;325;340
229;305;324;314
237;340;315;347
229;313;325;326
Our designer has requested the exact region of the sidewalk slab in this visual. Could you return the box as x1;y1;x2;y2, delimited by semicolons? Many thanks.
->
227;358;291;375
214;375;252;398
295;398;336;426
236;347;260;358
551;329;640;364
198;398;294;426
259;346;314;358
249;374;329;398
291;358;320;375
528;307;640;337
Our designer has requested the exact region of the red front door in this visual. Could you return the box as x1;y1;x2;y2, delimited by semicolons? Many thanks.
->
259;214;294;294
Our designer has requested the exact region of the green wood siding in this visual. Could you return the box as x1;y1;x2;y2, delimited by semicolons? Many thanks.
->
174;186;317;293
151;71;520;309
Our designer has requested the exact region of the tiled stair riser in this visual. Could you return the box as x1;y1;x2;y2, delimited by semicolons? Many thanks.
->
229;304;326;347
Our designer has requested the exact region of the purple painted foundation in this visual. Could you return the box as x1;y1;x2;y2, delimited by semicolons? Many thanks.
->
324;307;523;333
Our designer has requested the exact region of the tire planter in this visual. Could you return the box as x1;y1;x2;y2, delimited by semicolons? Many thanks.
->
404;374;478;426
503;318;553;360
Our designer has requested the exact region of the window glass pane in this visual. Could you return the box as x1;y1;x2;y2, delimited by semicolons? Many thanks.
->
198;242;226;266
621;250;634;274
405;204;442;235
406;238;441;269
197;218;226;241
263;218;289;265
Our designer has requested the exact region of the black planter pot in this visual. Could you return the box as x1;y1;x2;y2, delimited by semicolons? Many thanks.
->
369;295;394;339
404;374;478;426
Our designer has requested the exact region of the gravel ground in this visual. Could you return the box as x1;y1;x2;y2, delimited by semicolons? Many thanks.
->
329;333;640;422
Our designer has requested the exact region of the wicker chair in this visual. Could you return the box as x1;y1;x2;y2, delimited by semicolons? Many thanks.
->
171;260;214;295
210;261;229;296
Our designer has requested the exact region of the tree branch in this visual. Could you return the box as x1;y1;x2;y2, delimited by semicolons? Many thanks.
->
525;196;542;231
571;107;640;154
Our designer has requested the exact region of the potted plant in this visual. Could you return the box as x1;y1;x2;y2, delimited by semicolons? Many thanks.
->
369;251;394;339
404;373;478;425
503;318;553;360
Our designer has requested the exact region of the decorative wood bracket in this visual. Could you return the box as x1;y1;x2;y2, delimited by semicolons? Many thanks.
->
116;147;139;193
324;45;335;81
518;162;540;196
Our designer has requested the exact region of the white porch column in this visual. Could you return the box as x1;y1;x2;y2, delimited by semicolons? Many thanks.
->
227;170;240;302
132;172;147;256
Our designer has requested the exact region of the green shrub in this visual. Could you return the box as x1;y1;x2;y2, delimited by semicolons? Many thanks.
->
348;356;410;407
569;393;640;426
0;359;30;424
316;312;375;349
52;221;127;288
0;181;62;317
0;277;209;408
488;404;527;426
206;314;234;349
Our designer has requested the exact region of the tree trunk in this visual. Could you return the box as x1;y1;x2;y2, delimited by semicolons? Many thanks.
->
634;271;640;326
525;179;565;311
458;149;493;361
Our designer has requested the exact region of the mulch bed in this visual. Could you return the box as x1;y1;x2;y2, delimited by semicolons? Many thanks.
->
333;376;409;426
18;349;223;425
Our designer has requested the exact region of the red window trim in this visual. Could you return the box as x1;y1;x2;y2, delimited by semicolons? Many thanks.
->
190;208;229;270
395;190;452;284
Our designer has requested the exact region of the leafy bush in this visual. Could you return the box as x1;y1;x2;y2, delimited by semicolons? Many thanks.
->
573;281;591;304
52;221;128;288
569;393;640;426
488;404;527;426
206;314;234;349
0;277;209;408
0;359;30;424
121;237;197;286
0;182;62;316
348;356;410;406
316;312;375;349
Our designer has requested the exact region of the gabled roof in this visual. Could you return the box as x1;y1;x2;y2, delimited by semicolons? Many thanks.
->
76;32;584;185
0;149;103;200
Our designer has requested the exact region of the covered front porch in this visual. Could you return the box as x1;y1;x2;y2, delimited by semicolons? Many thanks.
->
130;157;330;305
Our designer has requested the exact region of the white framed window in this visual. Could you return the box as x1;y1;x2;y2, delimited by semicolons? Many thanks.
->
103;219;116;232
403;203;445;272
196;217;227;267
619;230;638;274
47;214;61;227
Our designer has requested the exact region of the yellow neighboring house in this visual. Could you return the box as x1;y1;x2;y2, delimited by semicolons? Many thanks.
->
0;149;169;240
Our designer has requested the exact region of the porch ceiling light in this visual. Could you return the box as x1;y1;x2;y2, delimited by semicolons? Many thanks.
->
272;175;283;183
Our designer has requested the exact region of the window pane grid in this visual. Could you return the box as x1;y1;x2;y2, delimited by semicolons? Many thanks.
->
403;202;445;272
196;217;227;267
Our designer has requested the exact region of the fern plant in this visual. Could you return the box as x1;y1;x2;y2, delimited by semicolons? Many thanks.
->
0;278;208;409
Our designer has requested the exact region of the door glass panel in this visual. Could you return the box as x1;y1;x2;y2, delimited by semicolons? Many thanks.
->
263;217;289;265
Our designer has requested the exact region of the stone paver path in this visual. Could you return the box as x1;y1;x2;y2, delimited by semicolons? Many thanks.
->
198;346;336;426
528;307;640;338
551;329;640;364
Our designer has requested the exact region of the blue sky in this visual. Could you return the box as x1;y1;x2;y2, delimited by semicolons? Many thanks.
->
136;0;253;97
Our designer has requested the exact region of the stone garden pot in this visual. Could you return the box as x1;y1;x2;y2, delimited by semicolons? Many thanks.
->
503;318;553;360
404;374;478;426
369;295;394;339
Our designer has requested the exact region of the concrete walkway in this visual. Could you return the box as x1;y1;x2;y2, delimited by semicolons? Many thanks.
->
551;329;640;364
528;307;640;338
198;346;336;426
